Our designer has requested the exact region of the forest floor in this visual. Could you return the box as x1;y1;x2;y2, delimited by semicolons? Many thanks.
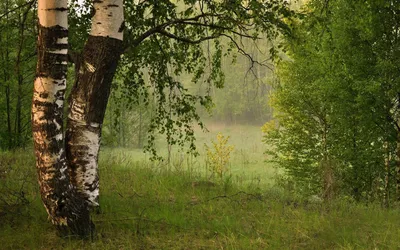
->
1;125;400;249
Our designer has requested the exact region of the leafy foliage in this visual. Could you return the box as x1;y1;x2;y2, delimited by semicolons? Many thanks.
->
204;132;234;180
265;0;400;202
67;0;293;159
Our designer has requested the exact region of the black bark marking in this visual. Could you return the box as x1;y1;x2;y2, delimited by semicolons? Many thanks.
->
39;92;49;99
118;21;125;33
45;7;68;11
52;43;69;49
36;25;68;80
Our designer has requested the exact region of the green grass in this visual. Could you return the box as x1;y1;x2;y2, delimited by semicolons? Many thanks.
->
1;125;400;249
103;123;280;186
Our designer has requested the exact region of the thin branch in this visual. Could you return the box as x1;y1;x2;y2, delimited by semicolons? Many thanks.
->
221;34;273;71
176;21;256;39
157;30;220;44
0;0;36;20
125;11;259;52
128;13;220;49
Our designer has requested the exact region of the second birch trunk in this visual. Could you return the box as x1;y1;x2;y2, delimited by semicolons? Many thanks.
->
66;0;124;207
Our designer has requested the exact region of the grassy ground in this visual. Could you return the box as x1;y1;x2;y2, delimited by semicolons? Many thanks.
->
104;124;280;186
1;125;400;249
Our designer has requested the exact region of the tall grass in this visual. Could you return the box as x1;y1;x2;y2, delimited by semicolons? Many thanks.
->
1;125;400;249
105;124;281;186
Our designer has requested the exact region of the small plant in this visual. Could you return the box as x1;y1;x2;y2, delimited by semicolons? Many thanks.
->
204;133;235;180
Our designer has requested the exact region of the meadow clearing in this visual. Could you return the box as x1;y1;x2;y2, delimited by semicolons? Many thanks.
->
1;125;400;249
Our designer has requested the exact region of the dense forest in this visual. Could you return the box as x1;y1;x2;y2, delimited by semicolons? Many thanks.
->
2;0;400;249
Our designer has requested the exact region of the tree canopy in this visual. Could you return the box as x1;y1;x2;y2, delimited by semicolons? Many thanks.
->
68;0;293;158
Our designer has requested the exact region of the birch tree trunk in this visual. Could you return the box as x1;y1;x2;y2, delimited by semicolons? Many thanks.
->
396;132;400;201
383;141;390;208
66;0;124;207
4;0;12;150
33;0;91;236
321;121;334;201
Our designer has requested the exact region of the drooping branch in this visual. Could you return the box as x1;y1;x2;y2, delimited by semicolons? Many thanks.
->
126;0;284;49
156;30;220;44
128;13;222;48
117;0;291;159
221;34;273;70
124;1;287;62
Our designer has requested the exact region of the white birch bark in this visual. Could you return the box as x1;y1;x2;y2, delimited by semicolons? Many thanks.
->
91;0;124;40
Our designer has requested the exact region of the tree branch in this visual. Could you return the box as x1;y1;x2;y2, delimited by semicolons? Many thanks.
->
156;30;220;44
0;0;36;20
128;13;221;49
221;34;273;71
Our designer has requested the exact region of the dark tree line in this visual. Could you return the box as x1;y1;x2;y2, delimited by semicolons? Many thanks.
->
0;0;36;150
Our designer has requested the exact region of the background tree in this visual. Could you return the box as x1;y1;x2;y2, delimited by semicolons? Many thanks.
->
0;0;36;151
264;0;400;203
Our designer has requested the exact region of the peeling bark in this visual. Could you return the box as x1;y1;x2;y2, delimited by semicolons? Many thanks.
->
33;0;91;237
66;0;124;207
